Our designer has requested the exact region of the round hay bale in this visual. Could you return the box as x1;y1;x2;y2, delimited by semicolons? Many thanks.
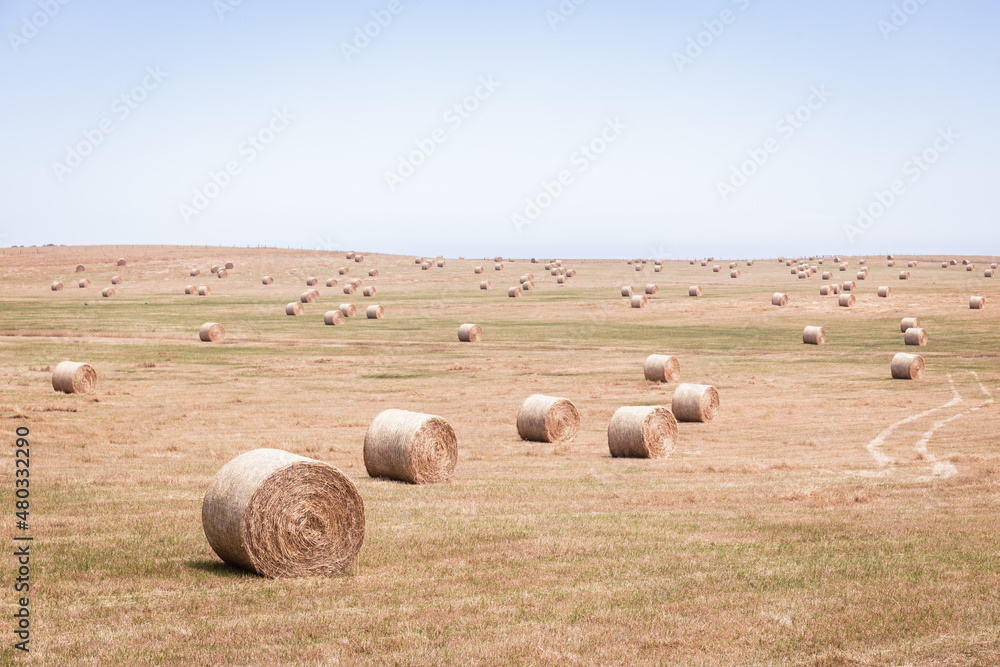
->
306;277;318;286
838;293;855;307
347;252;355;260
900;317;920;333
689;285;702;297
730;270;741;279
889;261;897;267
521;281;535;291
607;406;678;459
494;256;503;263
415;257;423;264
566;269;576;278
644;354;680;383
904;327;928;346
363;286;377;297
458;323;482;342
437;260;446;268
860;259;867;266
301;291;318;304
363;410;458;484
339;303;356;317
557;276;566;284
729;262;737;269
285;302;303;316
690;260;696;265
217;269;228;279
51;281;63;291
747;260;755;266
713;266;721;273
993;263;999;270
350;278;362;287
343;284;357;295
116;258;126;266
654;266;662;272
843;281;856;292
202;449;365;578
324;310;345;326
899;271;910;280
532;258;539;263
190;269;200;277
941;262;948;268
200;322;225;342
366;304;384;319
495;263;504;271
701;261;708;267
891;353;925;380
516;395;579;443
474;266;483;274
645;284;658;295
75;265;85;272
422;263;431;270
111;276;122;285
101;287;115;297
631;294;647;309
856;271;867;281
671;384;719;423
967;264;975;271
831;284;842;294
797;272;807;280
907;261;916;268
184;285;197;294
970;296;986;309
508;286;522;298
772;293;788;306
635;264;644;272
985;269;995;278
52;361;97;394
339;267;349;275
803;326;826;345
198;286;211;296
225;262;234;270
480;280;491;290
262;276;273;285
820;285;832;296
839;264;848;271
78;278;90;288
325;278;337;287
355;255;364;263
621;286;634;297
822;272;833;280
887;255;893;260
211;266;219;274
878;286;892;297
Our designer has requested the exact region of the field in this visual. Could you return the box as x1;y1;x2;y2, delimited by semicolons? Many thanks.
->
2;245;999;666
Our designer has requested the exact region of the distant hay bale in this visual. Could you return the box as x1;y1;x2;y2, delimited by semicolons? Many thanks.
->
831;284;842;294
495;263;504;271
551;268;560;276
645;284;658;295
190;269;200;277
843;281;856;292
324;310;345;326
198;286;211;296
557;276;566;284
690;260;696;265
713;266;721;272
422;262;431;270
889;261;897;267
840;264;848;271
217;269;228;278
820;286;832;296
363;286;377;297
339;303;356;317
838;293;855;307
355;255;364;263
654;266;662;272
689;286;702;297
887;255;894;260
899;271;910;280
493;255;503;263
607;406;678;459
474;266;483;274
51;281;63;291
516;395;580;443
339;267;349;275
199;323;225;342
545;263;552;270
644;354;680;383
900;317;920;333
730;270;740;279
859;260;867;266
458;323;482;342
262;276;273;285
437;260;445;268
522;281;535;291
856;272;867;281
970;296;986;309
797;272;807;280
225;262;234;270
480;280;491;290
621;286;634;297
366;304;384;319
747;260;755;266
993;264;999;270
301;290;319;303
904;327;928;346
907;261;916;268
986;269;995;278
963;260;970;265
508;286;522;298
325;278;337;287
891;353;925;380
343;284;357;294
101;287;115;297
803;326;826;345
566;269;576;277
184;285;197;294
285;302;303;316
111;276;122;285
671;384;719;423
347;252;355;260
202;448;365;578
78;278;90;288
75;265;85;272
52;361;97;394
772;293;788;306
211;266;219;274
951;260;958;265
729;262;737;269
532;258;539;264
117;258;126;266
635;264;644;272
306;277;318;286
363;410;458;484
701;261;708;267
967;264;975;271
415;257;423;264
878;286;892;297
631;294;647;308
791;267;800;275
822;272;832;280
785;260;792;266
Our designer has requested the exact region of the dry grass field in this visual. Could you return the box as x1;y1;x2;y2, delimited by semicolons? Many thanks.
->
2;245;1000;666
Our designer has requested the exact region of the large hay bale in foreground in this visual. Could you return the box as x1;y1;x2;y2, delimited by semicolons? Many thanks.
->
838;293;855;307
51;281;63;291
644;354;680;383
363;410;457;484
517;395;580;443
480;280;491;290
631;294;647;309
689;286;702;297
772;293;788;306
891;353;924;380
900;317;920;333
878;286;892;298
671;384;719;423
970;296;986;309
52;361;97;394
458;323;482;342
285;302;303;316
200;323;225;342
904;328;928;346
339;303;356;317
324;310;345;326
198;286;211;296
262;276;273;285
202;449;365;578
607;406;678;459
803;326;826;345
366;304;384;319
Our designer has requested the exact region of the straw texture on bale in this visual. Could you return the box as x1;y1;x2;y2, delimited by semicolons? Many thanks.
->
508;286;522;298
78;278;90;288
52;361;97;394
306;277;318;286
301;291;318;303
645;284;658;295
339;303;356;317
631;294;647;308
75;265;85;272
878;286;892;297
516;395;580;443
899;271;910;280
101;287;115;297
970;296;986;309
458;323;482;342
838;293;855;307
363;286;376;297
621;286;634;297
566;269;576;277
521;281;535;291
643;354;680;383
366;304;384;319
480;280;491;290
689;286;702;297
285;302;303;316
671;384;720;423
803;326;826;345
324;310;345;326
262;276;273;285
184;285;197;294
51;281;63;291
200;323;225;342
198;286;211;296
900;317;920;333
202;449;365;578
325;278;337;287
772;293;789;306
904;327;928;346
557;276;565;284
111;276;122;285
891;353;925;380
363;410;457;484
343;284;356;294
607;406;678;459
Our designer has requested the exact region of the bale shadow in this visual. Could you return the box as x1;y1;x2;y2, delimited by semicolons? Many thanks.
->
185;559;257;578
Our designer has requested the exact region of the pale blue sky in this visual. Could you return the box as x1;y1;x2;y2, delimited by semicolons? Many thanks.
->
1;0;996;258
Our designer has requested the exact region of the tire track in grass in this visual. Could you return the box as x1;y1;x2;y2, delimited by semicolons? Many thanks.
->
915;371;995;479
865;375;962;468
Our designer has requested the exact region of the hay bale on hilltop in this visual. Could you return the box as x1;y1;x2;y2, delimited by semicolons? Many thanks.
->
517;395;580;443
199;323;225;342
363;410;458;484
607;406;678;459
343;284;357;295
671;384;719;423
